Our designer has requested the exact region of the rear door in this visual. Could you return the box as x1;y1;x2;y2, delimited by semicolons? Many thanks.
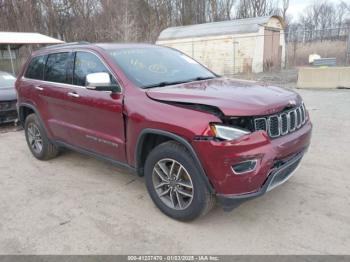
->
39;51;77;142
19;52;77;143
64;51;126;163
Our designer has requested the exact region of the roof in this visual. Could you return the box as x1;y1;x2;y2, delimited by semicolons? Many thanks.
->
96;43;160;50
157;16;283;41
0;32;64;45
31;42;161;57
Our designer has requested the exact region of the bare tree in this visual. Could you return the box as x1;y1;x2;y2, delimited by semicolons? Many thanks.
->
281;0;289;22
236;0;279;19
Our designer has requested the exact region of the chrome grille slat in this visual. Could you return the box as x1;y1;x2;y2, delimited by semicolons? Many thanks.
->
280;113;289;135
289;110;296;132
254;104;307;138
301;103;306;124
254;118;267;131
296;108;302;128
268;115;280;137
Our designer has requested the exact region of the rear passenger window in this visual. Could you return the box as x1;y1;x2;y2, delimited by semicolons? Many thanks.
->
44;52;69;84
73;51;117;86
25;55;46;80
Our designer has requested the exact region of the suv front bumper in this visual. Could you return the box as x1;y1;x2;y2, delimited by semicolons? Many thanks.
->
216;150;304;210
192;119;312;206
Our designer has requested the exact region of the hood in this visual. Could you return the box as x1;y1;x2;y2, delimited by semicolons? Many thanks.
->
0;87;17;101
146;78;301;116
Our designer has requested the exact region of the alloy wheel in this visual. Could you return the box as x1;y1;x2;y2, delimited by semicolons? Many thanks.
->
27;123;43;154
152;158;194;210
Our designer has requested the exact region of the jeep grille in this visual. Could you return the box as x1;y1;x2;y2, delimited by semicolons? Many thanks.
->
254;103;307;138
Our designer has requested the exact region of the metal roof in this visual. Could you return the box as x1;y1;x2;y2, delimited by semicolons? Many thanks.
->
157;16;283;41
0;32;64;45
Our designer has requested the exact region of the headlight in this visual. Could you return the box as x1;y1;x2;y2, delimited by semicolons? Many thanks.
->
210;124;250;141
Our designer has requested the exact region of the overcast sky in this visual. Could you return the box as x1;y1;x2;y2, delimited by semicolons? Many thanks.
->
287;0;349;21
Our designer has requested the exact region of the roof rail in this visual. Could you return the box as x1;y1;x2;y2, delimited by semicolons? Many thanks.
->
42;41;90;49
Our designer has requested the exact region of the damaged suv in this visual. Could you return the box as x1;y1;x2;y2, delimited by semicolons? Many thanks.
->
16;43;312;221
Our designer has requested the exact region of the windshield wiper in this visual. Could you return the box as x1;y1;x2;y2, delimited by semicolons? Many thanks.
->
142;80;191;89
142;76;216;89
191;76;216;81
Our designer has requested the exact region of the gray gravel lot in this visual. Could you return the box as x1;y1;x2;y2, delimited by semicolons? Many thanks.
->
0;89;349;255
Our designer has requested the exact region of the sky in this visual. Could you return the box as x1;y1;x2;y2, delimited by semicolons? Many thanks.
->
287;0;349;22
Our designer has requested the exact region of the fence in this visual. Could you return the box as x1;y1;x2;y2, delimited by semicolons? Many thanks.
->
286;27;350;43
286;27;350;68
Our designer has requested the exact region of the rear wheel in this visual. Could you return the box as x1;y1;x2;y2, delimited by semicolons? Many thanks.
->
24;114;59;160
144;141;215;221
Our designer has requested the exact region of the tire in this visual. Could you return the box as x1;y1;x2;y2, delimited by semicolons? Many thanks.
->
24;113;59;160
144;141;215;221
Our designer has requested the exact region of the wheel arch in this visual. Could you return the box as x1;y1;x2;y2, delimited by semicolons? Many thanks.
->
18;103;51;137
135;128;215;193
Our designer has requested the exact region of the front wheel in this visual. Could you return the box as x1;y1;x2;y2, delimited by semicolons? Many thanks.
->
144;141;215;221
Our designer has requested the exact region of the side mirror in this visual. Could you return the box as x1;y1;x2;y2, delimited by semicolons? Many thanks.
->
86;72;112;90
86;72;121;93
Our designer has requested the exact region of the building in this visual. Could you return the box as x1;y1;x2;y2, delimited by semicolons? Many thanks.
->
0;32;64;75
156;16;285;75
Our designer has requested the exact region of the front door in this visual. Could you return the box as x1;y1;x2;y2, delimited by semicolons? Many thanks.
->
65;51;126;163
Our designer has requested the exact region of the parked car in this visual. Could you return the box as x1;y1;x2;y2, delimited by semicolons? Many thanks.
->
16;43;312;221
0;71;18;124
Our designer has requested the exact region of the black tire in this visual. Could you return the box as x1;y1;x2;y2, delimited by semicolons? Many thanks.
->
24;113;59;160
144;141;215;221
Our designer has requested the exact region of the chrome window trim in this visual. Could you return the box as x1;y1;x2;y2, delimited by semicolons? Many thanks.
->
22;49;123;94
22;76;95;90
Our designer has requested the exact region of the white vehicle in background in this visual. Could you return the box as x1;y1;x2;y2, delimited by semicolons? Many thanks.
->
0;71;17;124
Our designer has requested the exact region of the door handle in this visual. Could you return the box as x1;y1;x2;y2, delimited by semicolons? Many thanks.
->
67;92;80;98
35;86;44;91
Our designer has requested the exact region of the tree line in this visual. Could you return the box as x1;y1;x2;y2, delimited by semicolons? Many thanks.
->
0;0;349;43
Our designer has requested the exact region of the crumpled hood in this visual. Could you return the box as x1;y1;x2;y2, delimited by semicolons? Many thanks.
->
146;78;302;116
0;87;17;101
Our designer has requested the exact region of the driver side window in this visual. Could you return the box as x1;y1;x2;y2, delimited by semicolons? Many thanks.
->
73;51;118;88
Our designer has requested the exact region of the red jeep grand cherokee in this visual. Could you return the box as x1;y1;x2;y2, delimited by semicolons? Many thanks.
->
16;42;312;221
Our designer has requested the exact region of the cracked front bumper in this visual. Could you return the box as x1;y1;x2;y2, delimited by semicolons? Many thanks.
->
216;150;304;211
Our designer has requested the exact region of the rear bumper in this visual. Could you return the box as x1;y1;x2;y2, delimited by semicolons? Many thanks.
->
217;150;304;211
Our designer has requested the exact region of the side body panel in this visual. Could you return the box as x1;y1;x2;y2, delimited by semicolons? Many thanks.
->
62;86;126;162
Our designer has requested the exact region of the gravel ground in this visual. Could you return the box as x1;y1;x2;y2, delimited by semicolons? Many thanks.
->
0;89;349;255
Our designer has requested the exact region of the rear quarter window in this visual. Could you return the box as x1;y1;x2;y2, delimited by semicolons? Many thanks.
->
24;55;46;80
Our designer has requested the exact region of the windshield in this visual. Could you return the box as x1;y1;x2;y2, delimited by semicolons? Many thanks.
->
107;47;216;88
0;72;16;89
